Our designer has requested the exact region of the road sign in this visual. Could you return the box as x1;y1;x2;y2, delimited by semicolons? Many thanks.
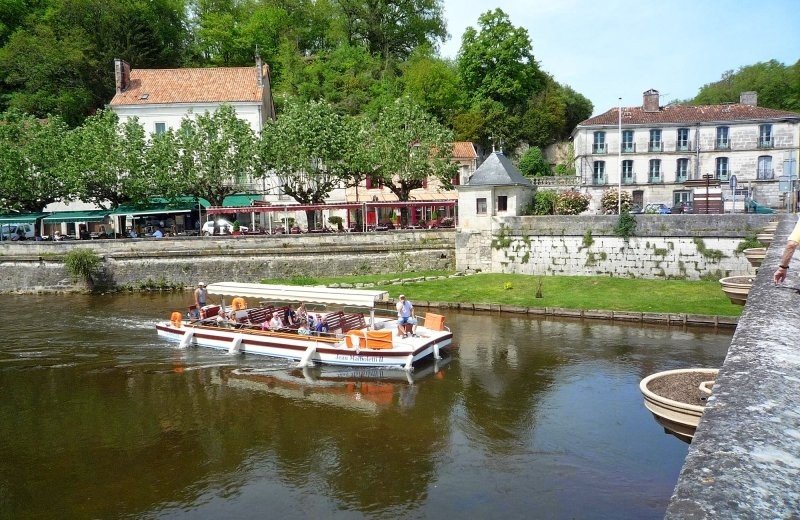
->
729;175;737;190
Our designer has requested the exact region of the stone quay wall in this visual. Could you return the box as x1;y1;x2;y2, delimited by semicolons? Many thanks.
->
0;231;455;293
456;214;775;280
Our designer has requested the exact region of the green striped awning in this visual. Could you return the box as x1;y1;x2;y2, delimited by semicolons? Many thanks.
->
111;197;210;216
223;194;262;207
0;212;48;224
41;210;111;223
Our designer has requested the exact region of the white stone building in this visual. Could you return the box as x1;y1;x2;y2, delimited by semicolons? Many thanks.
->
572;90;800;212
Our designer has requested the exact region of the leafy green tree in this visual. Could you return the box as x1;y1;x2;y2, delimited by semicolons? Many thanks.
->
0;110;70;212
401;47;465;125
458;9;543;111
257;98;354;226
65;110;153;211
693;59;800;111
518;147;550;177
369;97;456;216
173;104;257;207
529;190;557;215
337;0;447;65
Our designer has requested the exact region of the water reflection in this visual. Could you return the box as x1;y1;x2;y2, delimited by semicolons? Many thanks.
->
0;293;732;519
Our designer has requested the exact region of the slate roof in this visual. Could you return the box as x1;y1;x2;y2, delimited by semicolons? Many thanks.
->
466;152;532;187
110;67;263;106
579;103;800;127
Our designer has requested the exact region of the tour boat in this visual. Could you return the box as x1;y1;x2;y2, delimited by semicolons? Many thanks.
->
155;282;453;370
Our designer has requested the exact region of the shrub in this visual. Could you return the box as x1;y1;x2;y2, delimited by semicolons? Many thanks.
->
64;248;101;284
600;189;633;214
555;190;591;215
530;190;558;215
518;147;550;177
614;212;637;240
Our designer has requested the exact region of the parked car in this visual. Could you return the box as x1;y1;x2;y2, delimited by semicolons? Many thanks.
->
629;204;644;214
0;223;36;240
644;203;672;214
671;201;693;214
201;219;249;236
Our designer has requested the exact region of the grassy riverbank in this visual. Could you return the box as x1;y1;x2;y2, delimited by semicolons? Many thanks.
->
263;271;743;317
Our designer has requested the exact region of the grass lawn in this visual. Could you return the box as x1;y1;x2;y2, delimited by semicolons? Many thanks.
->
263;271;742;317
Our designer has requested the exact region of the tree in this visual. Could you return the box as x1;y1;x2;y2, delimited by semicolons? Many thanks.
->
369;97;456;222
174;104;257;207
400;47;465;125
337;0;447;66
257;98;354;227
692;59;800;112
458;9;543;111
518;147;550;177
0;110;70;212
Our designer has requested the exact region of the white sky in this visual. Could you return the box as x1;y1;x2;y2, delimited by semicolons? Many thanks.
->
439;0;800;115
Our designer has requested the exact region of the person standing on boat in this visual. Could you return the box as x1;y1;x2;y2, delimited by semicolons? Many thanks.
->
774;218;800;284
192;282;207;319
396;295;414;338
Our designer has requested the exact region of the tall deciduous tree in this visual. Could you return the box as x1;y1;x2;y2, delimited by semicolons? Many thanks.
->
400;47;465;125
257;98;353;226
692;59;800;112
458;8;543;111
173;104;257;207
0;110;70;212
518;147;549;177
337;0;447;66
370;97;456;209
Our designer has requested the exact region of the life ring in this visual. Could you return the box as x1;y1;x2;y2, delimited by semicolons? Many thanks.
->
170;311;183;328
231;297;247;310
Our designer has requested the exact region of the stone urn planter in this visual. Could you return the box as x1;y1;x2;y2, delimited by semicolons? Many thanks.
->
743;247;767;268
756;233;774;246
719;276;754;305
640;368;719;441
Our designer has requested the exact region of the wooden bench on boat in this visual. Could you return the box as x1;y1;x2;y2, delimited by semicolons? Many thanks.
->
324;311;367;333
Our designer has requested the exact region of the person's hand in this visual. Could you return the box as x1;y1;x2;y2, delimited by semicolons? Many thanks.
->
774;266;788;285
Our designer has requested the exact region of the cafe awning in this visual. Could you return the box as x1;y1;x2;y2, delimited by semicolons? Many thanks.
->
111;197;210;217
0;212;48;224
223;194;262;207
41;210;111;224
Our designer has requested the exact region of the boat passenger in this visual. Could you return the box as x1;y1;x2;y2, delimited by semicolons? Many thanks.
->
314;314;329;334
396;295;415;338
270;313;283;330
297;302;308;324
285;305;298;325
192;282;207;319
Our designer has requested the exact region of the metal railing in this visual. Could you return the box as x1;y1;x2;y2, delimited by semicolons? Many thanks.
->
592;144;607;154
622;174;636;185
756;168;774;180
648;142;662;152
529;176;581;186
622;143;636;153
715;140;730;150
648;174;663;184
758;138;773;149
675;142;692;152
592;176;607;186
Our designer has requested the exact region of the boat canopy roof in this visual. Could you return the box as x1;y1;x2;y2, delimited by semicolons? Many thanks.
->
206;283;389;308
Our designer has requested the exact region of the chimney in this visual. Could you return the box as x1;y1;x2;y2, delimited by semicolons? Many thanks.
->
642;89;660;112
114;58;131;93
740;91;758;106
255;55;263;87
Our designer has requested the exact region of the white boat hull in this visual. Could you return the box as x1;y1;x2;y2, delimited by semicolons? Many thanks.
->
156;321;453;369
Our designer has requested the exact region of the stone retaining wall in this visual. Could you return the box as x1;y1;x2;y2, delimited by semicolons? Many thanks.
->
457;214;773;279
0;231;455;292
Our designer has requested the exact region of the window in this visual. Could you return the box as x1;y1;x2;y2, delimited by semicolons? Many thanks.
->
154;122;166;135
592;161;605;185
476;198;487;215
757;156;773;179
648;159;662;183
622;130;635;153
497;195;508;212
676;158;689;182
759;124;773;148
715;157;729;181
622;160;634;184
648;129;662;152
676;128;690;151
365;176;373;189
592;131;606;154
673;190;692;205
716;127;730;149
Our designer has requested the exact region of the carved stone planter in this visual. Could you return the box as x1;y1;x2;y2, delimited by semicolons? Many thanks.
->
756;233;774;246
743;247;767;268
640;368;719;441
719;275;754;305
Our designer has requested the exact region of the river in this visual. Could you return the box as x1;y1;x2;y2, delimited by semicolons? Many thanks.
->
0;292;732;519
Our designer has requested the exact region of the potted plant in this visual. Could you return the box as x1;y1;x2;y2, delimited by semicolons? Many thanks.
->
232;220;241;236
328;215;344;232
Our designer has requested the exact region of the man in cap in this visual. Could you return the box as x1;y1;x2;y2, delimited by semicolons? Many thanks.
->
192;282;207;319
396;294;414;338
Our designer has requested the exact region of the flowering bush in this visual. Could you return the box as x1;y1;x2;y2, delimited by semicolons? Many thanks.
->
555;190;591;215
600;189;633;214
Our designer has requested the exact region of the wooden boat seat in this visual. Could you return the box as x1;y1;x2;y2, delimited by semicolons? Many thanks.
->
423;312;446;331
344;330;394;349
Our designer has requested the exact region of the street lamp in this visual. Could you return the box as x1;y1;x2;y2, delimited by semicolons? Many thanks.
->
617;97;622;214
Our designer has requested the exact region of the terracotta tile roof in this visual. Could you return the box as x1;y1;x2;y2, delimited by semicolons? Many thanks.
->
452;141;477;159
110;67;263;106
579;103;800;127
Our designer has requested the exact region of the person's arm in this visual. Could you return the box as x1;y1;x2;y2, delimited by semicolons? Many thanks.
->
774;240;799;284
